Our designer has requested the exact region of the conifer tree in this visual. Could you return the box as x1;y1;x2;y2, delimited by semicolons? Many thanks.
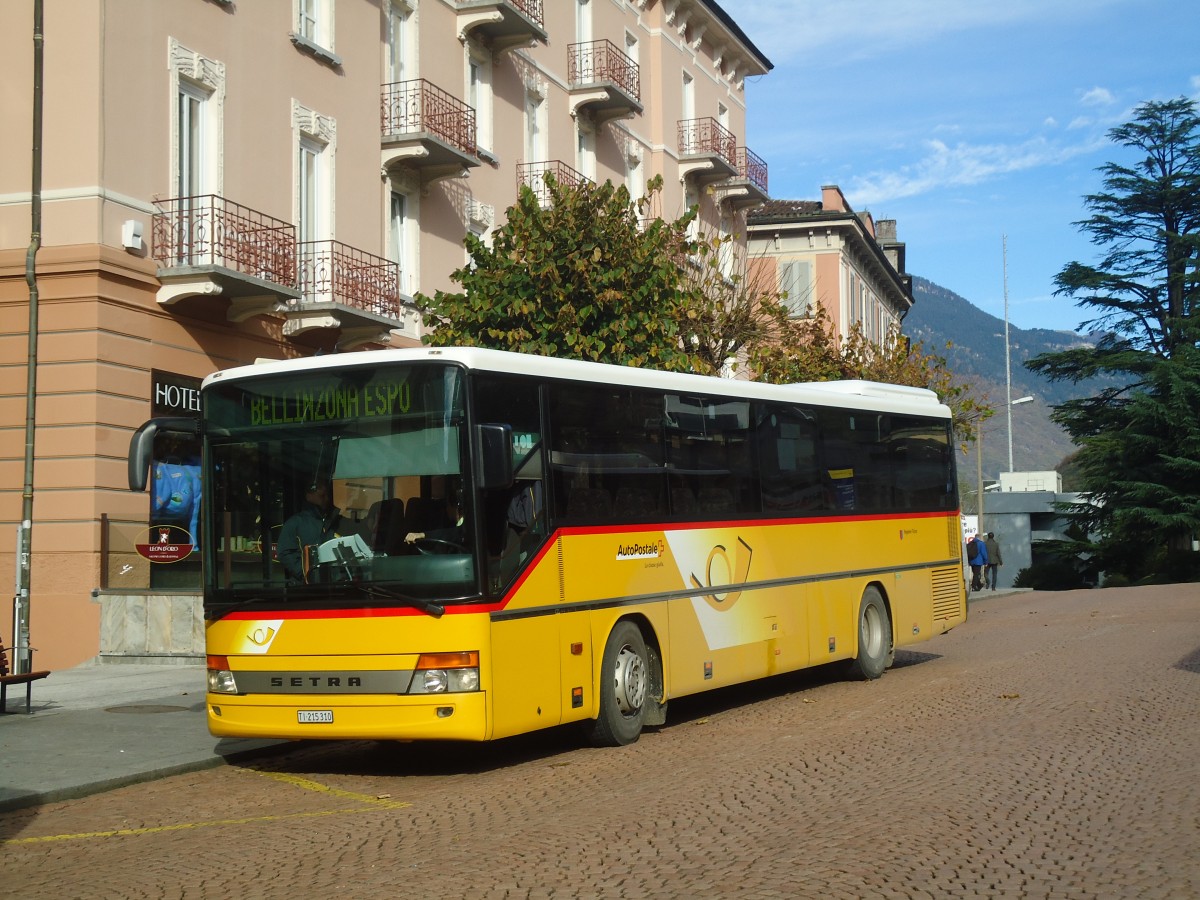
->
1026;97;1200;580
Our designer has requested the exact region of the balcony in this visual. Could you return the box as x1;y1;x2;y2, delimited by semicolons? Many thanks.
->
568;39;642;123
714;146;770;211
456;0;547;52
677;118;738;185
517;160;592;207
286;241;410;349
152;198;407;347
381;79;480;184
151;195;300;317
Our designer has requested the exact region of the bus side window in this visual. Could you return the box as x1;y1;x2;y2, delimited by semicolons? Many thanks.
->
473;374;545;593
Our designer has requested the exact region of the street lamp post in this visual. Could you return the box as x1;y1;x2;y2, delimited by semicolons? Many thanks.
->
977;395;1033;535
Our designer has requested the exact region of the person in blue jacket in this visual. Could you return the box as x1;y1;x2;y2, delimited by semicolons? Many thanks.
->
966;534;989;592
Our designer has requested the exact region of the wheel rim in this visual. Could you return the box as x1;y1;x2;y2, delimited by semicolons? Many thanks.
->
861;603;884;658
613;643;647;715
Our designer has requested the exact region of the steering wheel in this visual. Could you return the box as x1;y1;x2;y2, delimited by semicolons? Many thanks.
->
413;538;467;555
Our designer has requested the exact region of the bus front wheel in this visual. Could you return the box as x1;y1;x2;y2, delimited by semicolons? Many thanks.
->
589;621;649;747
846;587;892;681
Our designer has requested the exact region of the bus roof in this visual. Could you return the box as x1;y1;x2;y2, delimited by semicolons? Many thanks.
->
206;347;950;419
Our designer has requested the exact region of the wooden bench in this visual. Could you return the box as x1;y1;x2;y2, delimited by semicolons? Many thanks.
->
1;636;51;714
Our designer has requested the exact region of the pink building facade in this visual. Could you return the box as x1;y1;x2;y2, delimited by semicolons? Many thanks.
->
0;0;771;669
747;185;911;344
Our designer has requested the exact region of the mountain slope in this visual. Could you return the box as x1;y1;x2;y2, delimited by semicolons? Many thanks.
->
903;277;1094;480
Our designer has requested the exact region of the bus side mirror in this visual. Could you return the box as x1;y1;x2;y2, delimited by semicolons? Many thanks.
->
476;423;514;491
128;417;199;491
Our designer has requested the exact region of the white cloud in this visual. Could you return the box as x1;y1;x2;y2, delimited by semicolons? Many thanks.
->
1080;87;1116;107
843;134;1107;206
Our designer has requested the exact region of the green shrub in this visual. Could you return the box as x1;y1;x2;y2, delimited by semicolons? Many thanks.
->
1012;559;1090;591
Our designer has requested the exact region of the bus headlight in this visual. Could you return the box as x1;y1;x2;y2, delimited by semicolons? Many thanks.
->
410;651;480;694
207;655;238;694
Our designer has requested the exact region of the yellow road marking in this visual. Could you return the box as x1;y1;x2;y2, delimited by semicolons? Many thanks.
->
251;768;405;807
2;769;410;846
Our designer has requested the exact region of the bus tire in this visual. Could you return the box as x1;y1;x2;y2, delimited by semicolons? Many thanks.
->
846;587;892;681
588;621;649;747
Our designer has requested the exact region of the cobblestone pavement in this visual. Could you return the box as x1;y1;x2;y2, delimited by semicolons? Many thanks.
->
1;584;1197;898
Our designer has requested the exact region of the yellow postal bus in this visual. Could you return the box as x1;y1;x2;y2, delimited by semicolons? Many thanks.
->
129;347;967;746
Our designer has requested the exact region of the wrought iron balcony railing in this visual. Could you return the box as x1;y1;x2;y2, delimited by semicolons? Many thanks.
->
568;39;640;103
152;195;297;288
516;160;592;206
736;146;769;194
505;0;541;21
461;0;543;24
296;240;401;319
380;78;478;158
678;118;736;166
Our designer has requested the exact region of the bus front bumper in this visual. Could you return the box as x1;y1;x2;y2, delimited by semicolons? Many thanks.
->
206;691;489;741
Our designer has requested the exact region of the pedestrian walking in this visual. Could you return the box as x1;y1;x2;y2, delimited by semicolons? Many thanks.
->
984;531;1003;590
966;534;988;592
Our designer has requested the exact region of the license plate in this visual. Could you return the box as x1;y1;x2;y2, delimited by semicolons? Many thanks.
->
297;710;333;724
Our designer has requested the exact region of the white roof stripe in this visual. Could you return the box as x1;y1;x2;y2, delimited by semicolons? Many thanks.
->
205;347;950;419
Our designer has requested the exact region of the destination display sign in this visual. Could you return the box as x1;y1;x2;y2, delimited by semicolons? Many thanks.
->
247;377;413;426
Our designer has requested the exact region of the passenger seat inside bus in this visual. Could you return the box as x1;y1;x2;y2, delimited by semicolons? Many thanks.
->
615;486;660;517
368;498;406;554
566;486;612;520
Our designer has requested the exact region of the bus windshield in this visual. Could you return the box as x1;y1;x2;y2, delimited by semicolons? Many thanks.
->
203;362;475;611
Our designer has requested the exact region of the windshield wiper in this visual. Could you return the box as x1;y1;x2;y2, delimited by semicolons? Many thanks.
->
354;583;445;618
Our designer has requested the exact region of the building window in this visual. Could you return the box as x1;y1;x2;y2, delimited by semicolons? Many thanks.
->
682;71;695;121
625;144;644;206
298;138;323;243
780;259;813;317
467;198;493;262
467;43;493;156
625;31;639;66
389;186;418;296
387;0;414;85
168;39;224;199
717;214;735;280
297;0;333;49
292;0;340;64
525;87;547;164
177;81;207;199
576;120;596;181
576;0;591;43
684;182;700;242
294;105;335;242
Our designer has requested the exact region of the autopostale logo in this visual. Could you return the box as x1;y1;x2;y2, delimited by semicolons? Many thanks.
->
616;539;666;561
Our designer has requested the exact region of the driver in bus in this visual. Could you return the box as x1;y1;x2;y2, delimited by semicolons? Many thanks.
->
405;485;466;548
278;480;344;582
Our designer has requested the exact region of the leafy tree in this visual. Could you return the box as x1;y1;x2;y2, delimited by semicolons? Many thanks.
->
418;169;986;453
748;306;989;440
675;231;803;377
1026;97;1200;578
416;174;700;372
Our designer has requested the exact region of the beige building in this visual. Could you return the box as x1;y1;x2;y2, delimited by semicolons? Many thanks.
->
0;0;772;669
747;186;912;344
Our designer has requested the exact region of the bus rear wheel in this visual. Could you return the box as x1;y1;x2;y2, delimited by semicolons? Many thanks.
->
588;621;649;747
846;587;892;681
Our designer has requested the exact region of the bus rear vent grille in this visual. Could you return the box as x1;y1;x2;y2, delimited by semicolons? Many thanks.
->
947;515;962;556
931;567;963;620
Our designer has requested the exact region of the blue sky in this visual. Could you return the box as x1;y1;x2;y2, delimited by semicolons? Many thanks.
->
738;0;1200;333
